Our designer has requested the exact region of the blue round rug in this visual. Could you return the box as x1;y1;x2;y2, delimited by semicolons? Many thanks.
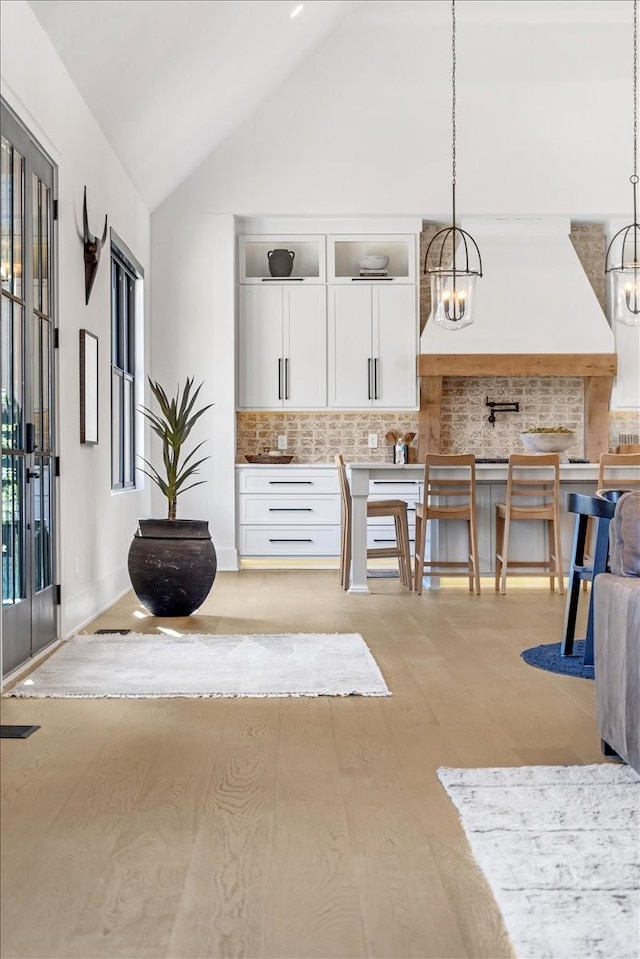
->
520;641;594;680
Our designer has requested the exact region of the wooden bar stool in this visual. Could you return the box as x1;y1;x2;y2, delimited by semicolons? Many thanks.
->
334;454;412;591
495;453;564;595
413;454;481;595
583;452;640;581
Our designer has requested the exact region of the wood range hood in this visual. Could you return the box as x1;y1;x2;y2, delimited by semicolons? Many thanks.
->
417;352;617;463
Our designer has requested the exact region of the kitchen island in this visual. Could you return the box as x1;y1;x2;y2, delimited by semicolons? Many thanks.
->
345;461;634;594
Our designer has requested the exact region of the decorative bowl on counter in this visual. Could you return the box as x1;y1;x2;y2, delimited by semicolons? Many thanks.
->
519;429;575;454
358;254;389;271
245;453;294;464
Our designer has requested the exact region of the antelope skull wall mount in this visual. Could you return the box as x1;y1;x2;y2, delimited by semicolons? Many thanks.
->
83;186;108;305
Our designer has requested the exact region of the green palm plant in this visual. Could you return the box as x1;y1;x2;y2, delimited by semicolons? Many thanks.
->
139;377;213;521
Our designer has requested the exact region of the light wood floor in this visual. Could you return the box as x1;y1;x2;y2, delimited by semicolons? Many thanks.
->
1;571;603;959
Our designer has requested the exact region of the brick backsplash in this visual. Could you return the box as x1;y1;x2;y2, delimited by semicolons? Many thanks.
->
237;386;634;464
440;376;584;457
237;411;419;464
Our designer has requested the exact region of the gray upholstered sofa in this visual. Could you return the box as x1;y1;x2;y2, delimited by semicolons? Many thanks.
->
594;490;640;774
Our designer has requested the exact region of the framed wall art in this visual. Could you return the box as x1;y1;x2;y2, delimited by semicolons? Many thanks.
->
79;329;99;444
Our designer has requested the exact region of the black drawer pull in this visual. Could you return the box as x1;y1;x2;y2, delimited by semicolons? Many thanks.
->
372;481;418;485
269;480;313;485
269;538;313;543
268;507;313;512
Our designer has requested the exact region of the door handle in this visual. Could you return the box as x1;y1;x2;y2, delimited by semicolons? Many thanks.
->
284;358;289;400
374;358;379;399
26;422;36;454
278;358;282;400
367;358;372;400
26;468;40;483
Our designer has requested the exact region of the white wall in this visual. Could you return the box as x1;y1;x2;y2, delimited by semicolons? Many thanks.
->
151;0;633;565
150;212;237;570
1;0;151;638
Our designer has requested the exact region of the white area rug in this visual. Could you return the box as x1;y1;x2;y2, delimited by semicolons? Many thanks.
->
5;632;390;699
438;764;640;959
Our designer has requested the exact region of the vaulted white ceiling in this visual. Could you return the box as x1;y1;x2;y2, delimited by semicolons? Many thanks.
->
27;0;360;210
27;0;632;211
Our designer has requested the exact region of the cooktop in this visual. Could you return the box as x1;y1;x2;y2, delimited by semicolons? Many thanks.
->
475;457;589;464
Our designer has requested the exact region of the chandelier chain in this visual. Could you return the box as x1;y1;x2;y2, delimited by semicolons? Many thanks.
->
451;0;457;190
634;0;637;180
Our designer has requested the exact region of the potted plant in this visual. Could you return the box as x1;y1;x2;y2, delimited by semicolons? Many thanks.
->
127;377;217;616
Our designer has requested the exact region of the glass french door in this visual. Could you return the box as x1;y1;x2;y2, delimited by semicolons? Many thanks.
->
1;103;57;676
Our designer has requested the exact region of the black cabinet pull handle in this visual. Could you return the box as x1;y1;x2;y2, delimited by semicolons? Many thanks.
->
284;358;289;400
374;358;379;399
278;358;282;400
269;480;313;485
269;538;313;543
367;358;372;400
268;507;313;512
372;481;418;485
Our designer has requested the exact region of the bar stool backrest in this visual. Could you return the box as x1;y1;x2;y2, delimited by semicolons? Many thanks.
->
422;453;476;517
334;453;352;522
506;453;560;515
598;452;640;492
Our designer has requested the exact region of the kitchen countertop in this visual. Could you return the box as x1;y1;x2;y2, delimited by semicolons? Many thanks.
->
236;461;604;479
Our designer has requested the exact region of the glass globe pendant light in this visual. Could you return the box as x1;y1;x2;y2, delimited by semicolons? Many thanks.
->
606;0;640;327
425;0;482;331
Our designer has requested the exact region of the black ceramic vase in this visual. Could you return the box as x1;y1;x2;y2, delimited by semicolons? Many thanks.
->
267;248;295;277
128;519;217;617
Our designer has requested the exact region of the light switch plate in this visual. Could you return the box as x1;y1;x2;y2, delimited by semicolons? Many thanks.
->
368;433;378;448
277;435;288;450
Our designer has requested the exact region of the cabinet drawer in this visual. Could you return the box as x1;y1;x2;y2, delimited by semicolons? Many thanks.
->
239;526;341;555
367;502;418;526
238;468;338;494
239;496;340;525
368;479;422;499
368;527;416;549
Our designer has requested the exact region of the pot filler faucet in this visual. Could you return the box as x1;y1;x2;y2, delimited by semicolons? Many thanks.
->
485;397;520;427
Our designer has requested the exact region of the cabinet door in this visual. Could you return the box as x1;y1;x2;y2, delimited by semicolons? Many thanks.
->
238;285;283;408
285;286;327;408
373;285;417;408
328;285;373;408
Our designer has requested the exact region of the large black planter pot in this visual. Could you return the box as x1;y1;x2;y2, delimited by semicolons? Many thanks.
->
128;519;217;617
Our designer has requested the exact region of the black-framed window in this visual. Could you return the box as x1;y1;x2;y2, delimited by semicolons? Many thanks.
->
111;241;141;490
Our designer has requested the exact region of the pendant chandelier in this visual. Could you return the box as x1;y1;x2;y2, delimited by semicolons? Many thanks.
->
425;0;482;331
605;0;640;327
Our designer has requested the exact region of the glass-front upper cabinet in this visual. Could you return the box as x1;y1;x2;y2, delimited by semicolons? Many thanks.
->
238;235;325;284
327;234;417;284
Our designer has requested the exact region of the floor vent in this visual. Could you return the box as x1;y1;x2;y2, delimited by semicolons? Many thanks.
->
0;725;40;739
94;629;131;635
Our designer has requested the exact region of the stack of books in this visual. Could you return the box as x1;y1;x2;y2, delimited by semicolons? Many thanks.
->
359;269;388;277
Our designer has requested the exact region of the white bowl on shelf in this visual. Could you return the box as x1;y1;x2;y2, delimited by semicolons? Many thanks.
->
358;254;389;271
519;431;575;454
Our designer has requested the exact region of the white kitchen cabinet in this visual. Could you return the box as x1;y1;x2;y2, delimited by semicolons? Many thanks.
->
327;234;416;283
238;234;325;283
328;284;417;409
236;466;340;558
238;284;327;409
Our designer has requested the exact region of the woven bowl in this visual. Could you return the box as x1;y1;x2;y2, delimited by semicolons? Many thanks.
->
245;453;294;464
358;254;389;271
519;431;575;454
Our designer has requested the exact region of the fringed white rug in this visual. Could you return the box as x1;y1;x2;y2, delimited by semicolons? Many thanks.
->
5;632;390;699
438;764;640;959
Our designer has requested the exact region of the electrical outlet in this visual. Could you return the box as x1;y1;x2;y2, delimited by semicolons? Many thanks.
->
368;433;378;449
277;435;288;450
